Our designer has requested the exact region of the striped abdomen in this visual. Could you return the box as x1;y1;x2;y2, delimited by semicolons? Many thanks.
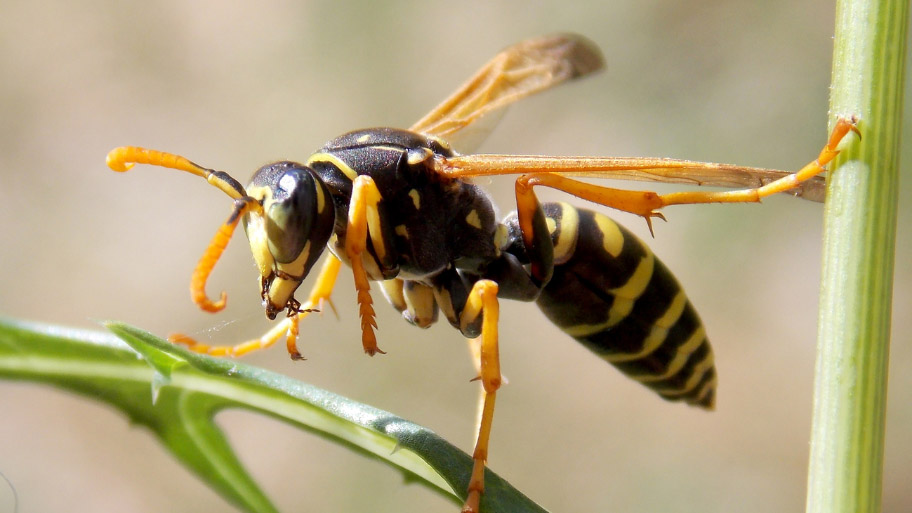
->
534;202;716;408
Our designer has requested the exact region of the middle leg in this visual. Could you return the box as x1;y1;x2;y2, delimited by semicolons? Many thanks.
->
458;279;501;513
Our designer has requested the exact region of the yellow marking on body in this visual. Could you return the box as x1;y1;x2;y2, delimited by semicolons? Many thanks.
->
267;241;312;308
245;184;272;201
356;133;372;143
245;213;274;278
611;251;654;299
404;282;437;328
366;207;386;260
409;189;421;210
314;179;326;213
630;326;706;383
360;250;385;281
433;287;458;325
604;291;688;363
563;249;655;337
594;214;624;257
657;351;715;395
307;152;358;181
566;250;656;337
427;134;451;152
551;203;579;264
693;375;717;404
407;147;433;165
395;224;409;239
493;224;509;252
561;306;620;338
379;279;407;312
465;209;482;229
653;290;687;329
243;186;275;274
275;240;312;277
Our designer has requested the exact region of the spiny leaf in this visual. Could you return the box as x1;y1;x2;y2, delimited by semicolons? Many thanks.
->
0;318;548;513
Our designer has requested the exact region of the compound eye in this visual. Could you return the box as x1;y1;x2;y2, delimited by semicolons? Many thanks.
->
265;168;318;263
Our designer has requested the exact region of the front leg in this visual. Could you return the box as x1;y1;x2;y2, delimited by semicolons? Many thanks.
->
345;175;389;355
170;255;343;360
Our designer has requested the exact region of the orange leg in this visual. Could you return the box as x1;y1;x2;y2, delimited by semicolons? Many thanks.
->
344;175;387;356
458;280;501;513
659;116;860;207
515;116;860;235
171;254;343;359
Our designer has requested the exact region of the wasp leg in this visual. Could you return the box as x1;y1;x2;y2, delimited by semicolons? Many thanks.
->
458;280;501;513
345;175;386;356
297;254;342;318
659;116;860;208
171;317;302;358
515;117;860;235
171;254;342;360
515;173;670;236
466;335;485;427
282;255;343;358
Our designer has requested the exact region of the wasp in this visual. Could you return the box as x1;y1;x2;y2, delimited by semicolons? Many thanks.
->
107;34;858;513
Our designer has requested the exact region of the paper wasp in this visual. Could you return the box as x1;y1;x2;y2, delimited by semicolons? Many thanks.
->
107;34;858;512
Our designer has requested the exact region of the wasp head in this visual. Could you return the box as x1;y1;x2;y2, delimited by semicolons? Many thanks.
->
244;162;335;319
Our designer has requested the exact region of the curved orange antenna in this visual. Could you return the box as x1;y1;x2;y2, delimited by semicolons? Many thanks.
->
191;198;263;313
106;146;247;200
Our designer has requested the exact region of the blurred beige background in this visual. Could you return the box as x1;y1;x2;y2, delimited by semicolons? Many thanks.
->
1;1;909;512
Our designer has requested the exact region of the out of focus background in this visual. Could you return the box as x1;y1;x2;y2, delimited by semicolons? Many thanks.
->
1;1;909;512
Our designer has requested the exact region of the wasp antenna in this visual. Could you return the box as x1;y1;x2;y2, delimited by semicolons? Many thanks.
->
106;146;247;200
191;198;263;313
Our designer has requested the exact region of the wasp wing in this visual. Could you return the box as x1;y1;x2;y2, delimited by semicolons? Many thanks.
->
410;34;605;142
415;34;827;203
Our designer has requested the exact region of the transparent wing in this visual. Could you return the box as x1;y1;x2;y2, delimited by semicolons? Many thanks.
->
410;34;605;142
414;33;836;203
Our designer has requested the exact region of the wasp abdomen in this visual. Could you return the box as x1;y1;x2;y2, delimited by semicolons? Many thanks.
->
534;202;716;409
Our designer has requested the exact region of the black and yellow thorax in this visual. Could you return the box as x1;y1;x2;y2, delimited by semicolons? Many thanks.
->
305;127;502;282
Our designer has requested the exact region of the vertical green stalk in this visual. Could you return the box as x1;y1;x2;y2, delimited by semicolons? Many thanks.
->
807;0;908;512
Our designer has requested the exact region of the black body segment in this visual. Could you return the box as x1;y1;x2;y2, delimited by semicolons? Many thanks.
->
306;128;501;281
523;203;716;408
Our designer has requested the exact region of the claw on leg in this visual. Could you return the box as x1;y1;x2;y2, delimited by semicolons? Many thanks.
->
659;116;861;208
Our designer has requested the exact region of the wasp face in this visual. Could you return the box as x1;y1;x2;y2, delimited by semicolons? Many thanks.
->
244;162;335;319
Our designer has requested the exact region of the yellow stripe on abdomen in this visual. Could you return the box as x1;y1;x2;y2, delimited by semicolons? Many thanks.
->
535;204;716;409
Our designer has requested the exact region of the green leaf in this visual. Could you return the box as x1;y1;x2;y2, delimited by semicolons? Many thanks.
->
0;318;547;513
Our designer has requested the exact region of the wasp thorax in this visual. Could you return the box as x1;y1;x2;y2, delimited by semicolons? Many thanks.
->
244;161;335;318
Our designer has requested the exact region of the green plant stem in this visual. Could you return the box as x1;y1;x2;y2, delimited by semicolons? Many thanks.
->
807;0;907;512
